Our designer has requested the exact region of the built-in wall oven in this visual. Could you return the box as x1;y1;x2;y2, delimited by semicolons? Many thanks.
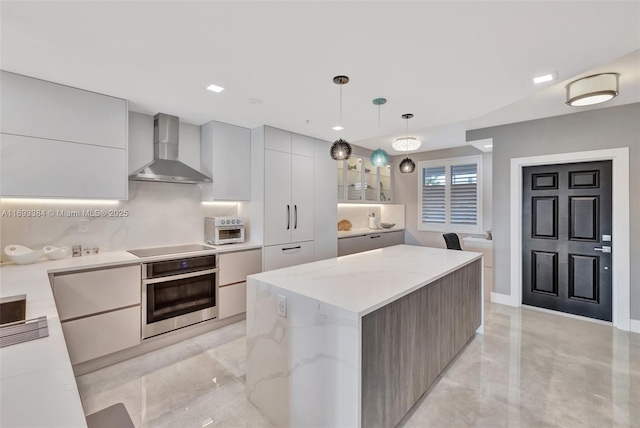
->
141;255;219;339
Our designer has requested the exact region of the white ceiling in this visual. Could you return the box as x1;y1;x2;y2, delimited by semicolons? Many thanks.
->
2;1;639;153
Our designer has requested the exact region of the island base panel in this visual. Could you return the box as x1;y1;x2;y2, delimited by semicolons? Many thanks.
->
361;259;481;427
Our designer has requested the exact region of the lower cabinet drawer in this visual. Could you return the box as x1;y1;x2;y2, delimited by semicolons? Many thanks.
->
264;241;314;271
53;265;141;321
338;231;405;256
338;235;368;256
61;306;140;365
379;230;405;248
219;282;247;319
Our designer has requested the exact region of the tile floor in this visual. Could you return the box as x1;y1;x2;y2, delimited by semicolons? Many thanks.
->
77;303;640;427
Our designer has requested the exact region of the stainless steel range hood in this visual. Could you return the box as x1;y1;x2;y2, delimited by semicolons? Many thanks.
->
129;113;212;184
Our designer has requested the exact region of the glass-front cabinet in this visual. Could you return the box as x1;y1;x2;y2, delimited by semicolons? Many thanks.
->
337;156;393;203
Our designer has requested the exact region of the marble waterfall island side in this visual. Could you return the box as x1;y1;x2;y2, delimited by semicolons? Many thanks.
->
246;245;483;427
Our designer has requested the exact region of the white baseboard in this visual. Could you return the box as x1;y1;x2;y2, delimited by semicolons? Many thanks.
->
630;319;640;334
523;304;612;326
490;292;518;307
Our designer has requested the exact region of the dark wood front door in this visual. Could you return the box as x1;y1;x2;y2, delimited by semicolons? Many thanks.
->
522;161;612;321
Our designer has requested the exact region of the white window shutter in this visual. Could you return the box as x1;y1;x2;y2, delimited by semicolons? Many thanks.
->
422;166;446;224
450;163;478;226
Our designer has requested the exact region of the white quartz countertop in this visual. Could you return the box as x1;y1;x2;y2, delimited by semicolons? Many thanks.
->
337;227;404;239
0;242;262;428
248;244;482;317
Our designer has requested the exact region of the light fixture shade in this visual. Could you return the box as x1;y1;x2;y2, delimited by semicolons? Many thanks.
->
393;137;422;152
399;157;415;173
566;73;619;107
330;138;352;160
370;149;389;167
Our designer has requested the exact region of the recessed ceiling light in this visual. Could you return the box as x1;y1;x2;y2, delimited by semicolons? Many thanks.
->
484;144;493;148
532;72;558;84
206;84;224;93
332;125;344;131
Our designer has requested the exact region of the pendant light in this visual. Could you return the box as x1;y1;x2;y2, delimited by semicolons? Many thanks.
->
399;113;416;173
369;97;389;167
330;76;352;160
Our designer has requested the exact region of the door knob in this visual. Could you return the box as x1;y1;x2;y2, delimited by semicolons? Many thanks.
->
594;246;611;253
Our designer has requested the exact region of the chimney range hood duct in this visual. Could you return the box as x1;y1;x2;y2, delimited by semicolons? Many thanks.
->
129;113;212;184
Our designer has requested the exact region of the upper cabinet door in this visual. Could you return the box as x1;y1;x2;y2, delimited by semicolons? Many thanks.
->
264;150;293;246
0;71;127;149
345;157;364;201
200;121;251;201
291;133;315;158
291;154;314;243
264;126;291;153
1;134;127;199
212;122;251;200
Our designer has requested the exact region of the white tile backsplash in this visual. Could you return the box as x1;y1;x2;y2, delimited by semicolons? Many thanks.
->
0;181;237;261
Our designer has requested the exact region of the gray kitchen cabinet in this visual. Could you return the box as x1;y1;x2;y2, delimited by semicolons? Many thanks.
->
264;149;315;246
338;155;394;203
53;265;140;321
314;138;338;261
0;71;128;199
62;306;140;365
1;134;127;199
338;230;405;256
263;241;315;271
253;126;336;271
53;265;141;365
264;126;292;153
0;71;127;149
291;133;315;158
378;230;405;248
200;120;251;201
218;249;262;319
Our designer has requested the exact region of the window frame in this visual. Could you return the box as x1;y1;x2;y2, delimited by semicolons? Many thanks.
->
417;155;483;234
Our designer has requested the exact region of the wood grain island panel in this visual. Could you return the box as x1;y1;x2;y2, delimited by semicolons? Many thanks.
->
362;259;481;427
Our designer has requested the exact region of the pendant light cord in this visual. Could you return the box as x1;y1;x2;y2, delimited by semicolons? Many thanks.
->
340;84;343;125
405;116;409;159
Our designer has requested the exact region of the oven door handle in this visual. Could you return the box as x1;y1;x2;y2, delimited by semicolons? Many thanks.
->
143;268;219;285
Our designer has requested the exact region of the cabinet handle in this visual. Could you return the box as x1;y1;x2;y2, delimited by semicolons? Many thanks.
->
287;205;290;230
282;246;301;251
294;205;298;229
370;235;381;239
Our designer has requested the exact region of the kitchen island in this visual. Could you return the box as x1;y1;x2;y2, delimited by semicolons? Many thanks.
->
246;244;483;427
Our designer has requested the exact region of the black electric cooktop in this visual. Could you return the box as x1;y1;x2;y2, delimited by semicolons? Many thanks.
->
127;244;215;258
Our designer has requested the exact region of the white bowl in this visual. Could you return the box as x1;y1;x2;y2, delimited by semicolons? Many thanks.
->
4;245;44;265
43;246;69;260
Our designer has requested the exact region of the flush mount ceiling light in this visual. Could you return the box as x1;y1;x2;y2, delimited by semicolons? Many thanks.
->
566;73;619;107
398;113;416;174
393;137;422;152
206;84;224;93
330;76;352;160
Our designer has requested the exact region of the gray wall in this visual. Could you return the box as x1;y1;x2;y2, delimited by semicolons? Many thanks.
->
467;103;640;320
391;147;493;249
